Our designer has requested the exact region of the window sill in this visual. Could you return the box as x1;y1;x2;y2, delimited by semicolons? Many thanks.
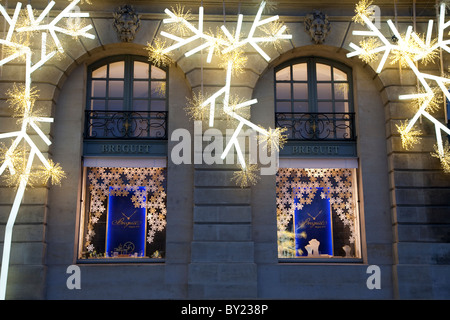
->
278;257;363;264
76;257;165;264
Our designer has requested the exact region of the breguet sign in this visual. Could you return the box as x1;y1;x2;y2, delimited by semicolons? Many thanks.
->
83;140;167;157
280;141;357;158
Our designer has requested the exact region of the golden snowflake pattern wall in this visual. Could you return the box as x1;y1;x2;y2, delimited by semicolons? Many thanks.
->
83;167;167;258
276;168;360;258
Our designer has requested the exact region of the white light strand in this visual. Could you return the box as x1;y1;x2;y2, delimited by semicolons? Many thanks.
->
160;1;292;170
0;0;94;300
347;1;450;167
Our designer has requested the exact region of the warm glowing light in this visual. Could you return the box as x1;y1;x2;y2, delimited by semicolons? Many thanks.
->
396;121;422;150
410;87;444;114
431;141;450;173
6;84;39;114
232;163;261;188
185;91;209;121
146;38;173;67
164;4;193;36
358;37;380;63
352;0;374;25
219;48;248;76
258;126;288;152
39;159;66;186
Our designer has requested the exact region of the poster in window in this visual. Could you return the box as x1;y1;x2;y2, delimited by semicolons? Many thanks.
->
106;186;147;257
294;187;333;256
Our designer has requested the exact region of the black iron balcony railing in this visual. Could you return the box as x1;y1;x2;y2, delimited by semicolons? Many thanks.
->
84;110;168;140
275;112;356;141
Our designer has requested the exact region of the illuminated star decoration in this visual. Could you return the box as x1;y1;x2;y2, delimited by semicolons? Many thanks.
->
148;1;292;187
0;0;95;300
347;0;450;173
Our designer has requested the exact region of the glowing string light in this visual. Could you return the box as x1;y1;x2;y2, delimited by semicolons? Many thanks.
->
0;0;95;300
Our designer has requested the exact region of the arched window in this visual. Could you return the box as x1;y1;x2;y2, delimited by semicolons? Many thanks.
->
275;57;355;141
274;57;361;261
78;55;168;261
85;55;168;139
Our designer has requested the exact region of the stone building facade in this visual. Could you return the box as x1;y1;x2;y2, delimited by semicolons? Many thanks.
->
0;0;449;300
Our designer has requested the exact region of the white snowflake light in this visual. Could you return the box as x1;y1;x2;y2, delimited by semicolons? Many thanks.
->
0;0;94;300
347;1;450;172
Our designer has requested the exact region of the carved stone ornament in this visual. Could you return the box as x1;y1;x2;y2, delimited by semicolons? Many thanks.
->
113;5;141;42
304;10;331;44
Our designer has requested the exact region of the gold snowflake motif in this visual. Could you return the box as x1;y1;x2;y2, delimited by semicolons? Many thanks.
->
258;127;288;152
222;94;251;122
185;91;209;122
431;141;450;174
232;164;260;188
396;121;422;150
1;149;40;189
0;142;26;175
352;0;374;25
260;20;288;50
164;4;193;37
6;84;39;115
358;37;380;63
219;48;248;76
410;87;444;114
146;38;173;67
38;159;66;186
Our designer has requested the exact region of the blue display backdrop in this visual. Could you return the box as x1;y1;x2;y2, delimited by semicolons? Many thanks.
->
294;187;333;256
106;186;147;256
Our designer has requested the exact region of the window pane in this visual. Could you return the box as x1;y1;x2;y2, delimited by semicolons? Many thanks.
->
277;168;360;259
133;100;149;112
134;81;149;98
108;100;123;111
293;102;308;113
334;68;348;81
317;83;332;100
276;102;291;112
316;63;331;81
134;61;149;79
151;66;166;80
109;80;124;98
335;101;349;113
334;83;349;100
318;101;333;113
109;61;125;78
92;80;106;97
151;100;166;112
276;66;290;81
92;65;107;78
293;83;308;100
151;82;166;98
292;63;307;81
276;83;291;99
90;99;106;111
81;167;167;259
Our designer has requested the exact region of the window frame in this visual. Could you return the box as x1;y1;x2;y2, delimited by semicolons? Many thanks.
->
77;161;168;264
276;163;363;264
86;54;169;113
274;57;354;114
